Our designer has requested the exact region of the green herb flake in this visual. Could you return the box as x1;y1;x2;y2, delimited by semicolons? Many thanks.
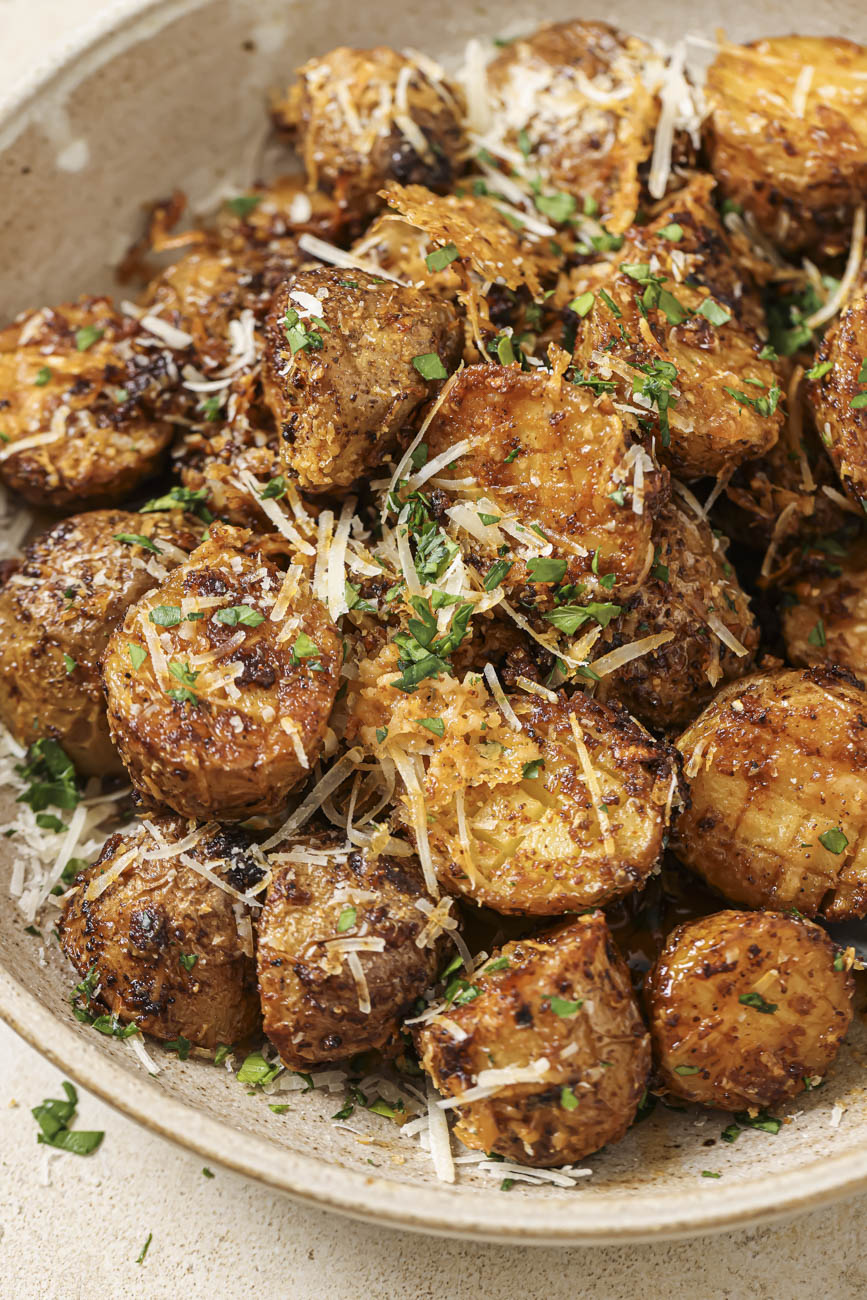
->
34;365;52;386
412;352;448;381
568;291;595;318
337;906;357;933
136;1233;153;1265
226;194;262;218
833;952;845;972
426;243;459;273
696;299;733;326
283;307;328;356
202;1167;215;1178
15;738;79;813
290;632;322;667
807;618;827;648
850;393;867;410
701;1170;721;1179
114;532;162;555
215;604;265;628
62;653;77;674
483;956;511;973
483;559;512;590
658;223;684;242
165;1036;192;1061
140;484;212;520
236;1050;282;1087
819;827;849;855
527;557;568;584
738;992;778;1014
179;953;198;972
535;191;576;224
522;759;544;779
375;727;388;744
560;1086;579;1111
31;1080;103;1157
598;288;622;319
723;383;782;417
806;360;833;380
149;605;181;628
75;325;104;352
418;716;445;738
213;1044;232;1068
674;1064;700;1076
35;812;65;832
549;995;583;1018
544;602;621;635
260;476;287;500
127;643;148;672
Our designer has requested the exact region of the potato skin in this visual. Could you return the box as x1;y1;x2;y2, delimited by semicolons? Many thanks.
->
257;838;441;1068
274;46;466;222
485;21;660;234
595;499;758;729
415;914;651;1167
352;659;681;914
102;524;342;820
783;538;867;677
573;175;783;480
422;362;668;601
807;288;867;511
645;910;854;1111
59;814;262;1049
0;297;179;509
673;667;867;921
705;36;867;257
0;509;200;776
263;268;463;491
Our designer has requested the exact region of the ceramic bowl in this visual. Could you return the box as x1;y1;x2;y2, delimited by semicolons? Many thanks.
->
1;0;866;1245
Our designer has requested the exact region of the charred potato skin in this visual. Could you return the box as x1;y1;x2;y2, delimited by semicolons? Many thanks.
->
257;841;441;1068
263;268;463;491
645;910;854;1111
0;509;200;776
485;20;660;234
101;525;342;821
0;298;179;509
416;915;651;1166
274;46;466;222
573;175;783;480
705;37;867;257
422;362;668;601
807;290;867;510
783;538;867;677
673;666;867;921
595;500;759;730
59;815;262;1048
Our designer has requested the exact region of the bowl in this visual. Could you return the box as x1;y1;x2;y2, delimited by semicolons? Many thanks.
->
1;0;866;1246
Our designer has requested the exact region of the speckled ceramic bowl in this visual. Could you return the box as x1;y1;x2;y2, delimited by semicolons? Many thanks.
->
1;0;866;1245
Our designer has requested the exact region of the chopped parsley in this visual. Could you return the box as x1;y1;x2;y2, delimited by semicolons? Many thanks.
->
807;618;827;648
819;828;848;855
598;288;621;319
738;992;778;1014
136;1233;153;1265
127;643;148;671
674;1064;700;1076
260;475;287;500
391;595;472;694
568;291;595;318
226;194;262;217
632;359;678;446
62;653;76;674
527;557;567;584
75;325;103;352
560;1086;579;1111
337;906;357;933
114;532;162;555
215;604;265;628
522;759;544;779
149;605;182;628
426;243;459;272
140;484;212;521
549;995;583;1018
696;299;732;326
483;559;512;590
544;602;621;635
179;953;198;972
31;1081;103;1156
283;308;329;355
290;632;322;668
165;1036;192;1061
34;365;52;386
413;352;448;381
658;222;684;242
15;739;79;813
724;383;782;417
418;716;445;738
806;360;833;381
534;191;575;224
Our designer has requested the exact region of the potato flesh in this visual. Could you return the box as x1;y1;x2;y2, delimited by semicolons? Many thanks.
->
783;539;867;678
807;289;867;511
673;668;867;920
416;914;650;1166
646;909;854;1111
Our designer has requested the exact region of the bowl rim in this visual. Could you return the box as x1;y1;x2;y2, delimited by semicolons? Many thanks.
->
3;0;867;1244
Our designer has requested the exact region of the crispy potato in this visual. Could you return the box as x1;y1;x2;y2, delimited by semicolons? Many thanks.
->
257;836;442;1068
263;267;462;491
594;499;759;729
415;914;651;1166
418;360;667;604
0;509;200;776
352;656;682;913
783;537;867;677
59;814;262;1049
101;524;342;820
705;36;867;257
806;288;867;510
215;174;345;246
673;666;867;920
484;21;662;234
572;175;783;480
274;47;466;221
0;297;180;509
645;909;854;1111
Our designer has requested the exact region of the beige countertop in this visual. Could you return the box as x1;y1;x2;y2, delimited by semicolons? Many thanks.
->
2;4;867;1296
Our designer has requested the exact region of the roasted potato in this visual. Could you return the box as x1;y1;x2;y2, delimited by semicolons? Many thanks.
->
351;655;682;913
572;175;783;480
415;914;651;1166
0;509;200;776
483;20;662;234
215;174;345;247
783;537;867;677
274;47;466;222
645;909;854;1111
59;813;263;1049
0;297;181;509
594;499;759;729
257;835;443;1068
807;288;867;511
417;360;668;605
673;666;867;921
705;36;867;257
263;267;463;492
101;524;342;820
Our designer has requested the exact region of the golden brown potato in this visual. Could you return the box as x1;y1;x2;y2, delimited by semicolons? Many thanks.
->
274;47;466;221
416;360;668;606
352;656;682;914
483;20;662;234
807;288;867;510
572;175;783;480
594;499;759;729
645;910;854;1111
673;666;867;921
782;537;867;677
415;914;651;1167
59;814;262;1049
263;267;462;492
349;213;464;300
0;297;180;509
215;174;345;246
705;36;867;257
101;524;342;820
0;509;201;776
257;836;443;1068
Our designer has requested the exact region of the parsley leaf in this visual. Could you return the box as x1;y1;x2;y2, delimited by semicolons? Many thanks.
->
819;827;848;855
426;243;459;273
75;325;103;352
15;739;79;813
544;602;621;634
215;605;265;628
114;533;162;555
226;194;262;217
527;557;567;584
738;992;777;1014
149;605;181;628
413;353;448;381
337;906;357;933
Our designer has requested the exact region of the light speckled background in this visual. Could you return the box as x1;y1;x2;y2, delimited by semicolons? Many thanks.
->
2;4;867;1296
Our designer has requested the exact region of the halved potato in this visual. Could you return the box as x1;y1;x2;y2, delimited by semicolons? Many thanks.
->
806;287;867;511
783;537;867;677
